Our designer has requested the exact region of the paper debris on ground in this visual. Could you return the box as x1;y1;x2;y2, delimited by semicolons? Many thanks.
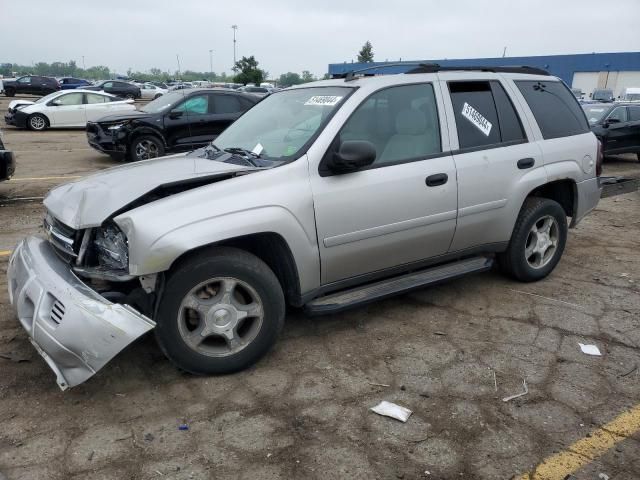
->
370;401;412;422
502;378;528;402
579;343;602;356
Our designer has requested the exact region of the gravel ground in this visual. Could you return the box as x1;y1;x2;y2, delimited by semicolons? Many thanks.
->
0;96;639;480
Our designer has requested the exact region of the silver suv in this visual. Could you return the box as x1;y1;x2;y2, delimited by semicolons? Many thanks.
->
8;65;603;389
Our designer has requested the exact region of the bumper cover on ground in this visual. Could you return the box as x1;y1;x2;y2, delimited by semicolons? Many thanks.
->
7;237;155;390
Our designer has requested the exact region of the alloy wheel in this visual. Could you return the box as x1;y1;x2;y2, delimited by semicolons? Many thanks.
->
524;215;560;269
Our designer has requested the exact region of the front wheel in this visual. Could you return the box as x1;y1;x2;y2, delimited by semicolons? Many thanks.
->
498;197;567;282
155;247;285;375
128;135;165;162
5;88;15;97
125;93;135;100
28;113;48;131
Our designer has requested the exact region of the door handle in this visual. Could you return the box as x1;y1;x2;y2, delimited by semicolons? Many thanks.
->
517;158;535;169
426;173;448;187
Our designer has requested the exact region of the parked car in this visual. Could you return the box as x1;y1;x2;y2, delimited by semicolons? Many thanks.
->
571;88;583;100
583;103;640;161
168;82;193;91
238;85;271;97
0;128;15;182
59;77;93;90
85;80;141;99
10;66;635;390
587;88;614;103
4;90;136;130
86;88;258;161
620;87;640;102
140;83;167;100
150;81;168;89
2;76;59;97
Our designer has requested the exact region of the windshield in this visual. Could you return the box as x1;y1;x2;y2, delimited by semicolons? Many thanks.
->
593;90;613;101
140;91;190;113
582;105;610;124
212;86;352;160
35;92;62;104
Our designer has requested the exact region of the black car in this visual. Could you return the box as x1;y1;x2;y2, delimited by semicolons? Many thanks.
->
0;129;16;182
59;77;93;90
3;76;59;97
85;80;141;99
86;88;259;162
583;103;640;161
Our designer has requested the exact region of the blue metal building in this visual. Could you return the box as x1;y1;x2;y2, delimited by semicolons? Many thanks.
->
328;52;640;97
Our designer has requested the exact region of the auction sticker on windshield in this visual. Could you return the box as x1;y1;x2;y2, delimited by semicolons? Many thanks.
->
461;102;492;136
304;96;343;106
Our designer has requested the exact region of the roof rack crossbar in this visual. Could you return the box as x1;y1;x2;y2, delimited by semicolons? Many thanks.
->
331;63;551;81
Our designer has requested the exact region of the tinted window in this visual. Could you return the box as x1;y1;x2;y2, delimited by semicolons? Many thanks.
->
174;94;209;114
214;94;243;114
607;107;628;122
103;82;113;88
629;107;640;121
516;80;589;139
491;82;526;143
18;77;31;83
339;83;441;165
449;81;501;148
55;93;83;106
86;93;108;104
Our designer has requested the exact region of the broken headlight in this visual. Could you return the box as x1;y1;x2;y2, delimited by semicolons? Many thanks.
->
94;223;129;271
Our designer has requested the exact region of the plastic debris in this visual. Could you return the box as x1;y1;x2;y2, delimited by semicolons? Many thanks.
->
178;424;189;431
371;401;412;422
502;378;528;402
579;343;602;356
368;382;391;387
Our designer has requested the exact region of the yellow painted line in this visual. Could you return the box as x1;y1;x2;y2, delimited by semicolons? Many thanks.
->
9;175;82;181
517;403;640;479
0;250;12;257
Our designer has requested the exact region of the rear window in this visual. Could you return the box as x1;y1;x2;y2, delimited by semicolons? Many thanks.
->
515;80;589;139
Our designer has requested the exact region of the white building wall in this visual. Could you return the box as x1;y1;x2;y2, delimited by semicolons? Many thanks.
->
572;71;640;99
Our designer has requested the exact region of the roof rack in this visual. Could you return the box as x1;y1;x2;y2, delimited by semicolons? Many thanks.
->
331;63;550;81
405;63;551;75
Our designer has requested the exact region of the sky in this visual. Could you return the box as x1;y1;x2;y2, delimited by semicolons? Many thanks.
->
2;0;639;79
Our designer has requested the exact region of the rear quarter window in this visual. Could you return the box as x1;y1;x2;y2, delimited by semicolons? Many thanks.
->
515;80;590;139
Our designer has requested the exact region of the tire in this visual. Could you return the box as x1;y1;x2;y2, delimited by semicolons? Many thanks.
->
498;197;567;282
125;93;135;100
128;135;165;162
155;247;285;375
5;88;15;97
636;152;640;162
153;93;162;99
27;113;48;131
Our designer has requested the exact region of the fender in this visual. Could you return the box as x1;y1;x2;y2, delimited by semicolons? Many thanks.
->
128;124;166;147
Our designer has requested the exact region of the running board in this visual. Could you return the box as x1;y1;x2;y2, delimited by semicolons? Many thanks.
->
305;256;493;315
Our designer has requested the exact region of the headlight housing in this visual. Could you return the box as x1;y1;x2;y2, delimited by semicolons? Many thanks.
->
107;122;129;131
94;223;129;271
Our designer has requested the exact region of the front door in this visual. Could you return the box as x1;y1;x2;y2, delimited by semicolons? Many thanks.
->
50;92;86;126
164;93;213;150
311;82;458;285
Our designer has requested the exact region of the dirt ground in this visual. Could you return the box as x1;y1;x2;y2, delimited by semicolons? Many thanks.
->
0;95;639;480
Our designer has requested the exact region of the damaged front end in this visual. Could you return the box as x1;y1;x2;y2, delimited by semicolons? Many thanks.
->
7;236;155;390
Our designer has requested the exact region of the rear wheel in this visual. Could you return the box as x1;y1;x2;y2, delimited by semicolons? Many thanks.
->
128;135;164;162
155;247;285;375
498;197;567;282
27;113;48;131
125;93;135;100
4;88;15;97
153;93;162;99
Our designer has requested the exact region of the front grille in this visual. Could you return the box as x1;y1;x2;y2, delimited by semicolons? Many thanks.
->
50;300;65;325
44;213;78;262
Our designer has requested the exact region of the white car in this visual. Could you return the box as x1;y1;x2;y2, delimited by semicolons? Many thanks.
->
140;83;167;100
5;90;136;130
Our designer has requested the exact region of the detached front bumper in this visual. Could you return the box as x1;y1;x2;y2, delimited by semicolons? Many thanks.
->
7;237;155;390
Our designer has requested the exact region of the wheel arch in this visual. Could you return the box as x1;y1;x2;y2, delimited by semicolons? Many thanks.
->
128;126;167;148
526;179;577;219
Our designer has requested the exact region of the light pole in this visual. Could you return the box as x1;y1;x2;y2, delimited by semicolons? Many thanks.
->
209;49;213;81
82;55;86;70
231;25;238;70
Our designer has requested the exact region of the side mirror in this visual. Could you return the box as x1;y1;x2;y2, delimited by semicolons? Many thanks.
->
168;110;183;120
328;140;377;174
606;117;621;125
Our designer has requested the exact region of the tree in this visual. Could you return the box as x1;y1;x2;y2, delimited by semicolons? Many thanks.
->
357;41;374;63
301;70;315;83
233;56;265;86
278;72;303;87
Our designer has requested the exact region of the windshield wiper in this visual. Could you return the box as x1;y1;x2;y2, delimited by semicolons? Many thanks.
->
222;147;263;166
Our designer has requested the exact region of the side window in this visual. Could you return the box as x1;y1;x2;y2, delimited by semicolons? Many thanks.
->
515;80;590;139
448;81;501;149
239;97;256;110
18;77;31;83
174;95;209;114
213;94;243;114
629;107;640;122
86;93;108;104
490;82;526;143
103;82;113;88
607;107;628;122
338;83;441;166
55;93;83;106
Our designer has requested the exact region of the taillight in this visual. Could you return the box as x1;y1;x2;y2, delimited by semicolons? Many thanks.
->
596;140;603;177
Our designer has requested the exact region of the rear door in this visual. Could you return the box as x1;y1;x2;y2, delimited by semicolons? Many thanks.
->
84;93;120;122
441;76;544;251
627;106;640;152
50;92;86;126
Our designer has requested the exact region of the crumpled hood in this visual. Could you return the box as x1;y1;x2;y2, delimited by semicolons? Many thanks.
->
8;100;35;110
44;152;256;229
